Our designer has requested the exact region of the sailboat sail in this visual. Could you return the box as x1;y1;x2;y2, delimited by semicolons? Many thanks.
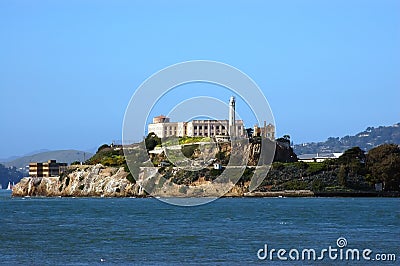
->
6;182;11;190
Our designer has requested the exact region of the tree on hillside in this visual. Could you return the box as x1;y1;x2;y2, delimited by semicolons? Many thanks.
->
366;144;400;191
336;147;367;177
337;165;347;187
245;128;254;138
276;135;290;145
338;147;366;164
97;144;110;153
145;132;161;151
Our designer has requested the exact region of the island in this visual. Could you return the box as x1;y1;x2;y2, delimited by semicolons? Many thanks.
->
12;133;400;198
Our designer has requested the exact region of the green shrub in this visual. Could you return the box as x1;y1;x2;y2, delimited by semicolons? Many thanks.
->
237;167;255;184
86;146;124;165
306;162;325;174
311;178;325;191
179;136;211;144
97;144;110;153
158;167;166;173
145;133;161;150
282;180;307;190
126;173;135;184
215;151;226;161
181;144;198;158
294;161;309;170
100;155;126;166
210;169;223;177
272;162;285;170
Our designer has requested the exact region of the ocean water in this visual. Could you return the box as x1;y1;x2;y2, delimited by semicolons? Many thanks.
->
0;190;399;265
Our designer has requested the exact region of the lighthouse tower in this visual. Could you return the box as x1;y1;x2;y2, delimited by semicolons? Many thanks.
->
228;96;236;137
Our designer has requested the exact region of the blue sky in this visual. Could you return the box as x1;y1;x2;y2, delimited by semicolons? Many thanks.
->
0;0;399;158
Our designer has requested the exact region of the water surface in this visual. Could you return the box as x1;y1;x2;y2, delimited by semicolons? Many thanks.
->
1;191;399;265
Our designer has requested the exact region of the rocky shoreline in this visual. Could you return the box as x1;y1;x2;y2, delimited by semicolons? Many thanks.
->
12;164;143;198
12;164;399;198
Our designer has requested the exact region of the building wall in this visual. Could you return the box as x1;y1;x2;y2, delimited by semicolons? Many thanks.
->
29;160;67;177
188;120;230;137
148;122;179;138
254;123;275;140
148;119;245;138
152;115;170;123
148;98;273;140
29;163;43;177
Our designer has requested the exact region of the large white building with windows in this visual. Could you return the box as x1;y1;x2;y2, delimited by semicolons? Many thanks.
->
148;116;245;138
148;96;276;140
148;97;246;139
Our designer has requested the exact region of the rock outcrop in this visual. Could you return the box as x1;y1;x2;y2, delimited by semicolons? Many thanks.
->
12;140;300;198
12;164;144;197
12;163;250;198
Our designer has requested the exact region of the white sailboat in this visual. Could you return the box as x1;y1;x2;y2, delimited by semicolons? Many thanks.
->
6;181;12;190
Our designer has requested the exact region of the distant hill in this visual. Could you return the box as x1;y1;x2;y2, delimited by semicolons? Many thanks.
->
2;150;93;171
294;123;400;155
0;164;24;189
0;149;50;163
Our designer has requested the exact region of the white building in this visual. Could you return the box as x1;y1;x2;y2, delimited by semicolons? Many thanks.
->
148;118;245;138
148;97;247;139
297;153;343;163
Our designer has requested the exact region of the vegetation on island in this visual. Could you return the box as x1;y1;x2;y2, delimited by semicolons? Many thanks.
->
145;133;213;150
7;122;400;198
260;144;400;192
76;132;400;194
85;144;125;166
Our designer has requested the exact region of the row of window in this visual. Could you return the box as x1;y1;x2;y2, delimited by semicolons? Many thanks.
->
193;125;243;130
193;125;225;130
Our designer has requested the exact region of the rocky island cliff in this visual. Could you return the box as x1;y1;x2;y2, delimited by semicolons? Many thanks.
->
12;138;297;197
12;137;400;197
12;164;144;197
12;163;314;198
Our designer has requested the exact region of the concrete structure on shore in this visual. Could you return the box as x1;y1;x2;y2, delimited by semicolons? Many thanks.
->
29;160;67;177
